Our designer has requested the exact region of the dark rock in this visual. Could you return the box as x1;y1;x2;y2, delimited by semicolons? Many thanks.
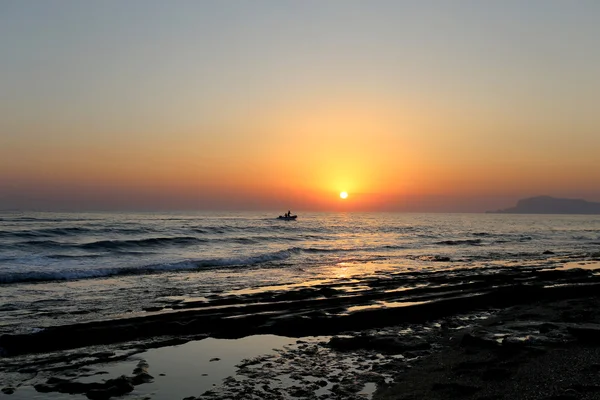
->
585;363;600;372
91;351;115;359
35;375;136;399
431;382;481;396
288;386;312;397
1;387;15;395
133;365;148;375
34;384;54;393
539;323;560;334
143;306;164;312
460;333;498;348
543;250;555;255
568;326;600;344
85;378;134;400
544;394;578;400
569;384;600;393
328;335;430;354
481;368;512;381
209;357;220;362
131;372;154;385
318;287;338;297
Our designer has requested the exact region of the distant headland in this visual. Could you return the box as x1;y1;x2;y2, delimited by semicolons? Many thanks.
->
489;196;600;214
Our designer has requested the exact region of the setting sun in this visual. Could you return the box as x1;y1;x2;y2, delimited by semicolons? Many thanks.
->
340;191;348;199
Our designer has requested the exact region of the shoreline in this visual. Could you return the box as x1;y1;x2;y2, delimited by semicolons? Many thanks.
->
2;261;600;356
2;262;600;399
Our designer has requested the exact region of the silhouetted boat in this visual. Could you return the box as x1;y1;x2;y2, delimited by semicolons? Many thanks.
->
277;215;297;220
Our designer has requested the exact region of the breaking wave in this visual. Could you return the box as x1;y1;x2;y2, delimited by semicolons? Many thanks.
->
0;248;301;284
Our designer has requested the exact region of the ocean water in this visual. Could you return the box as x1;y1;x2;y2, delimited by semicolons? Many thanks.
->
1;211;599;335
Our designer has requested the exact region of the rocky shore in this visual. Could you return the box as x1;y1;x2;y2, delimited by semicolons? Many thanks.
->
2;259;600;356
2;260;600;399
374;295;600;400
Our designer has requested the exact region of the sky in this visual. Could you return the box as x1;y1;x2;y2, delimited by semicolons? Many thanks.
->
1;1;599;212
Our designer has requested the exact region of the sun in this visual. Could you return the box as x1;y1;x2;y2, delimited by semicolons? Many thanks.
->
340;191;348;199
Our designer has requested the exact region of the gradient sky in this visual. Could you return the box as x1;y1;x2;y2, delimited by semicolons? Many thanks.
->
1;1;599;211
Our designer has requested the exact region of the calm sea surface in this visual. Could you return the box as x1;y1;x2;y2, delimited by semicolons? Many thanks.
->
1;212;599;335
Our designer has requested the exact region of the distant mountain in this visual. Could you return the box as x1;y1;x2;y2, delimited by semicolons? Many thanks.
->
489;196;600;214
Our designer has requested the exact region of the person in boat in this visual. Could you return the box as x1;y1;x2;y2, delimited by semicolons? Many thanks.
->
287;210;291;217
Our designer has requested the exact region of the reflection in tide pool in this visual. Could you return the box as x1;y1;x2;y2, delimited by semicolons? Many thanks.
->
5;335;298;400
105;335;297;400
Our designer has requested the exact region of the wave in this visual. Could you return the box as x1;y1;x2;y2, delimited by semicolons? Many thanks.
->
0;248;300;284
37;227;89;235
417;255;452;262
80;237;207;250
9;236;209;252
0;243;404;284
0;231;41;239
19;240;70;249
493;236;533;244
46;254;105;259
0;217;101;223
436;239;483;246
1;226;157;239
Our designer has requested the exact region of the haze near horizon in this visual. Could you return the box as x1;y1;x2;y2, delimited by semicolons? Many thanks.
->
1;1;599;212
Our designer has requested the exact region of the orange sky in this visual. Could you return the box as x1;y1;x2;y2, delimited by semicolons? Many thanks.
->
1;2;599;211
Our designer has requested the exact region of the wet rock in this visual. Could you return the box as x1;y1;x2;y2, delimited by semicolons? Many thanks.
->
209;357;220;362
539;323;560;334
131;372;154;385
34;374;141;399
328;335;430;354
318;287;339;297
403;350;429;358
460;332;498;348
1;387;15;395
85;377;134;400
568;326;600;344
543;250;555;255
151;337;194;347
33;384;54;393
92;351;116;359
143;306;164;312
133;360;149;374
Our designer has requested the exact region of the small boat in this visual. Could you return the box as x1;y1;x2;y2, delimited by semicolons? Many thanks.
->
277;215;297;220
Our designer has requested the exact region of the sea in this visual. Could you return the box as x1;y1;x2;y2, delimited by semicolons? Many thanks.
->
1;211;600;337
